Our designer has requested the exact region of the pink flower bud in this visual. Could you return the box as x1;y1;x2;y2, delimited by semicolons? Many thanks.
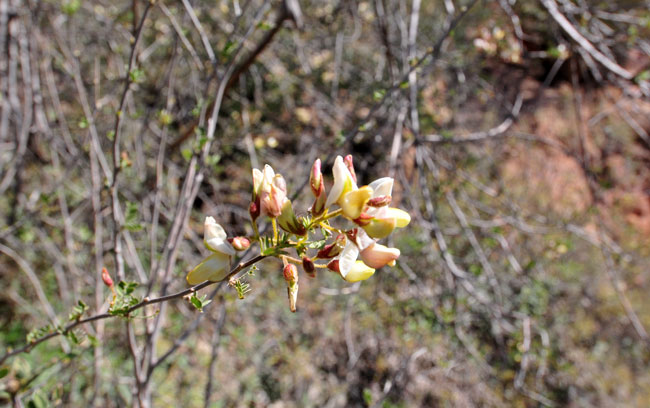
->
344;155;357;183
230;236;251;251
101;267;114;288
249;201;260;221
260;175;287;218
283;263;298;285
310;159;324;197
302;256;316;278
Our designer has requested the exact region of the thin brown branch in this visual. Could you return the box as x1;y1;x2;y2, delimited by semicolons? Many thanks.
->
0;254;266;366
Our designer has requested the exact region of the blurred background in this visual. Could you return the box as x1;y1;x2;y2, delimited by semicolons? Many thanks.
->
1;0;650;406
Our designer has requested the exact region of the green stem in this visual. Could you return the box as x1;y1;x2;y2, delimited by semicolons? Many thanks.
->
251;219;260;241
309;208;342;228
272;218;278;244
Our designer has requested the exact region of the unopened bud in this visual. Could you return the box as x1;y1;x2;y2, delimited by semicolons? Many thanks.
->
260;175;287;218
249;201;260;221
302;256;316;278
367;195;391;207
310;159;324;196
277;200;308;236
344;155;357;183
230;236;251;251
101;267;114;288
345;228;358;245
311;192;327;216
283;263;299;313
326;259;340;273
283;263;298;285
317;234;346;258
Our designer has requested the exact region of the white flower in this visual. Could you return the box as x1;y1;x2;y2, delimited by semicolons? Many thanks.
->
368;177;393;200
187;217;234;285
336;237;375;282
203;217;235;255
325;156;358;209
186;252;231;285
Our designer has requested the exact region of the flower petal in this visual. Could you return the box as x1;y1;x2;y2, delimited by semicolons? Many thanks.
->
340;186;373;220
205;237;236;255
325;156;357;209
360;243;400;268
386;208;411;228
368;177;393;198
362;216;396;239
204;217;235;255
344;261;375;282
187;252;231;285
252;168;264;198
338;238;360;279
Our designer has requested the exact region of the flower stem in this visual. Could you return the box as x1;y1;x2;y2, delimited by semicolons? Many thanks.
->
319;222;344;235
310;208;342;227
251;219;260;241
272;218;278;244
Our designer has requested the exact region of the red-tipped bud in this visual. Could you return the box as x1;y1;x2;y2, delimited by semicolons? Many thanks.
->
283;263;299;312
344;155;357;183
326;259;340;273
367;195;391;207
101;267;114;288
229;236;251;251
316;234;346;259
310;159;324;197
249;201;260;221
302;256;316;278
283;263;298;285
345;228;359;245
353;212;374;226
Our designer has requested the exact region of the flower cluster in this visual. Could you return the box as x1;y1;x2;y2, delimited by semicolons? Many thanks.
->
187;155;410;312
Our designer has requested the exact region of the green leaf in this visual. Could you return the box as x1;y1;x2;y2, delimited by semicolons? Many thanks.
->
189;294;202;310
233;279;251;300
27;390;49;408
61;0;81;15
117;281;138;295
26;325;54;343
87;334;99;347
308;239;327;250
373;89;386;101
189;294;212;312
129;68;145;83
68;300;89;321
0;367;9;379
362;388;373;405
124;202;143;232
66;330;80;345
221;40;236;58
